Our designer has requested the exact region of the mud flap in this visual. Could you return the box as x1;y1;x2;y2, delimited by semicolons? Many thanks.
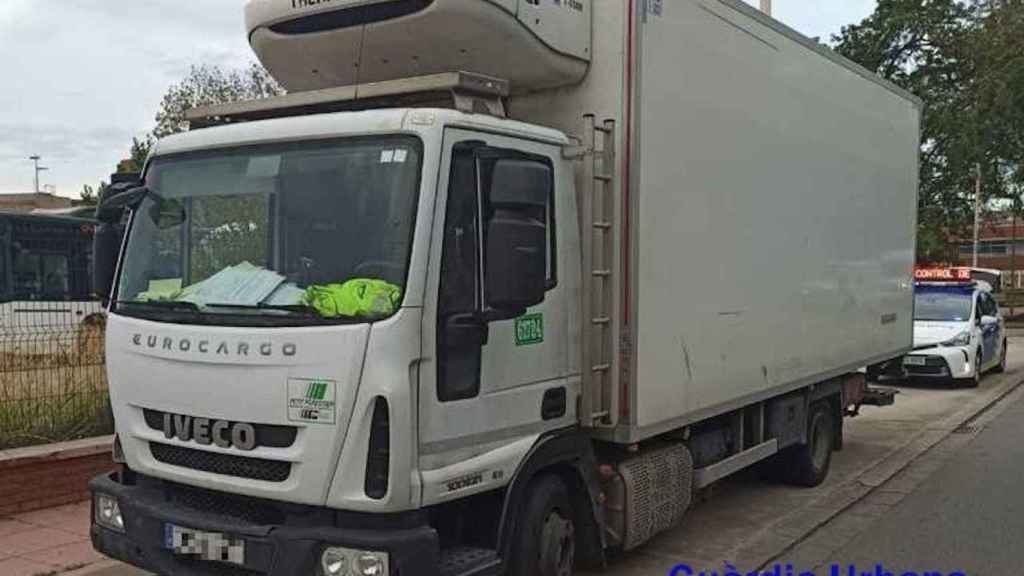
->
861;386;898;407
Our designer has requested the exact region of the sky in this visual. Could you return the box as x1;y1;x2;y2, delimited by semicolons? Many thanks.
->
0;0;877;198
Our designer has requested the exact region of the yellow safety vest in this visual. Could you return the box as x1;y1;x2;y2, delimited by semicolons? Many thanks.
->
303;279;402;319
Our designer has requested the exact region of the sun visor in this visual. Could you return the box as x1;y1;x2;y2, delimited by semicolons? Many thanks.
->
245;0;591;93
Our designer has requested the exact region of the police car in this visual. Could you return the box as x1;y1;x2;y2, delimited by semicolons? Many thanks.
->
903;268;1007;387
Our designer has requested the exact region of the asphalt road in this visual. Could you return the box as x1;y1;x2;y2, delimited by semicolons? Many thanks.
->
779;376;1024;576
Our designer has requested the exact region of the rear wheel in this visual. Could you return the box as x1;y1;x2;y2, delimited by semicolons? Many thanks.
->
993;340;1008;373
780;401;835;487
509;475;576;576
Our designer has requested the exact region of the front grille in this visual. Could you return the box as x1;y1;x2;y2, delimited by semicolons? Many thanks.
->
164;482;286;526
906;365;948;375
143;409;298;449
150;443;291;483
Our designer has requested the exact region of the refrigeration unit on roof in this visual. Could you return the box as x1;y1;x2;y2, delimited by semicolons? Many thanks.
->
245;0;592;94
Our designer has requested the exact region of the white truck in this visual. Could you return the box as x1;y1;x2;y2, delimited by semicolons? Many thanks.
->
88;2;919;575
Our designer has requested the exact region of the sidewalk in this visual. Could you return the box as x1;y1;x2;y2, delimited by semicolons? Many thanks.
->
0;500;105;576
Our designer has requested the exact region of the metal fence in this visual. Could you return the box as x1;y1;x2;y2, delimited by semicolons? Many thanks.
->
0;301;111;450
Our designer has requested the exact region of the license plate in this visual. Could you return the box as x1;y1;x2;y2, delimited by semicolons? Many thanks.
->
903;356;927;366
164;524;245;565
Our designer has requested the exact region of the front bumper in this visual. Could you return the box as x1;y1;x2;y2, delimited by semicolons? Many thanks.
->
89;471;439;576
903;346;973;379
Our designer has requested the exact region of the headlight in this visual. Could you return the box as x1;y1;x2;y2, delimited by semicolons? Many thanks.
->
321;546;389;576
94;493;124;533
941;330;971;347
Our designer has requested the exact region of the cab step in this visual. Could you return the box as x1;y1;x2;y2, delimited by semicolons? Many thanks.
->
439;546;501;576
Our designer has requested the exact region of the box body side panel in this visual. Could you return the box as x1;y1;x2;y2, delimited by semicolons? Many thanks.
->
630;0;919;432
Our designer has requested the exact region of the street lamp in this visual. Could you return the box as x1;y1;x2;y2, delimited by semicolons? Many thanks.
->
28;155;49;193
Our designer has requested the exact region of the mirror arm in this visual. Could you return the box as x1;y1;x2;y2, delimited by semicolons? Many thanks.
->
481;307;525;323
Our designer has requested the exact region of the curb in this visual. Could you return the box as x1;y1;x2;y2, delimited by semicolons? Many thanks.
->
58;560;126;576
0;436;113;468
735;369;1024;570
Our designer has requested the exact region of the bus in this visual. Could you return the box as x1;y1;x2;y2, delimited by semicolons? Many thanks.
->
0;212;102;350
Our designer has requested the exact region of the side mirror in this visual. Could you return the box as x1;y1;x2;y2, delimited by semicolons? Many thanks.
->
93;222;124;301
482;157;551;318
96;183;146;223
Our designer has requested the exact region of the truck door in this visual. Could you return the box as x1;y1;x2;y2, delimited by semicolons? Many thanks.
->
417;128;577;505
980;292;1000;367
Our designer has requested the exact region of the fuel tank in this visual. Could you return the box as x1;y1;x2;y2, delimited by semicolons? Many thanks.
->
245;0;591;93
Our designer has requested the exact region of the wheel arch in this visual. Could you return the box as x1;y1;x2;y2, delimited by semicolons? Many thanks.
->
496;428;605;570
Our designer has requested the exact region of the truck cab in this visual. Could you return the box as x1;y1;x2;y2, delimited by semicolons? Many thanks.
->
91;107;585;576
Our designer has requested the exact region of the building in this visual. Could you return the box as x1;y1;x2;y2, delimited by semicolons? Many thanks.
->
954;217;1024;289
0;192;74;213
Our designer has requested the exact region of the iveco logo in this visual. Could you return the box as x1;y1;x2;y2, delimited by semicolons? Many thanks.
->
162;413;258;452
131;334;297;358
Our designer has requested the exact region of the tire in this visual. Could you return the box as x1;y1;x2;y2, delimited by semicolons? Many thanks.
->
958;351;982;388
780;401;835;487
508;475;576;576
993;340;1008;374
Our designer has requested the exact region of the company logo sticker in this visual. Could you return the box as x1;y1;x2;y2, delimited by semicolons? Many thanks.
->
515;313;544;346
288;378;337;424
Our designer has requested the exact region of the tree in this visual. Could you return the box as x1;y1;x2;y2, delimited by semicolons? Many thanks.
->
94;62;283;200
117;137;153;174
80;185;98;206
832;0;1024;263
152;63;284;139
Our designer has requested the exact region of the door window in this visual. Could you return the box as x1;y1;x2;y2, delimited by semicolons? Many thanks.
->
982;293;998;318
12;251;70;299
437;144;484;402
436;142;559;402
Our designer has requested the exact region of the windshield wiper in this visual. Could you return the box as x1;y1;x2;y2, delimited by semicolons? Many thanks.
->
117;300;200;312
205;302;327;318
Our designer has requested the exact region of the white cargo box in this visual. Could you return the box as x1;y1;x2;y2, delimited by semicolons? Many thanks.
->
511;0;920;442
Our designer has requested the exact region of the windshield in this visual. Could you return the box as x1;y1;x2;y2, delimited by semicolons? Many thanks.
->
115;136;422;325
914;288;973;322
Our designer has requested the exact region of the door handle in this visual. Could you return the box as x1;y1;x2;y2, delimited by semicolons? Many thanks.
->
541;387;567;420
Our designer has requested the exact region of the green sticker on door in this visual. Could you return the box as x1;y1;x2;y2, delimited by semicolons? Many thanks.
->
515;313;544;346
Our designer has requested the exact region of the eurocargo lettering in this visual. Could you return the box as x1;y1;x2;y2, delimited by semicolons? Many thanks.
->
87;2;920;576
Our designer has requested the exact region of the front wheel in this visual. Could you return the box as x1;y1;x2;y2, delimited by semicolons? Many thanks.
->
958;351;982;388
509;475;576;576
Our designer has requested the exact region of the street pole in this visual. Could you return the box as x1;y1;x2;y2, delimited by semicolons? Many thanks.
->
29;155;40;193
973;162;982;268
28;155;48;194
1011;200;1017;317
760;0;772;15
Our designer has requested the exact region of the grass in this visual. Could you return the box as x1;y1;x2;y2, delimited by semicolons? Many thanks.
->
0;318;113;450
